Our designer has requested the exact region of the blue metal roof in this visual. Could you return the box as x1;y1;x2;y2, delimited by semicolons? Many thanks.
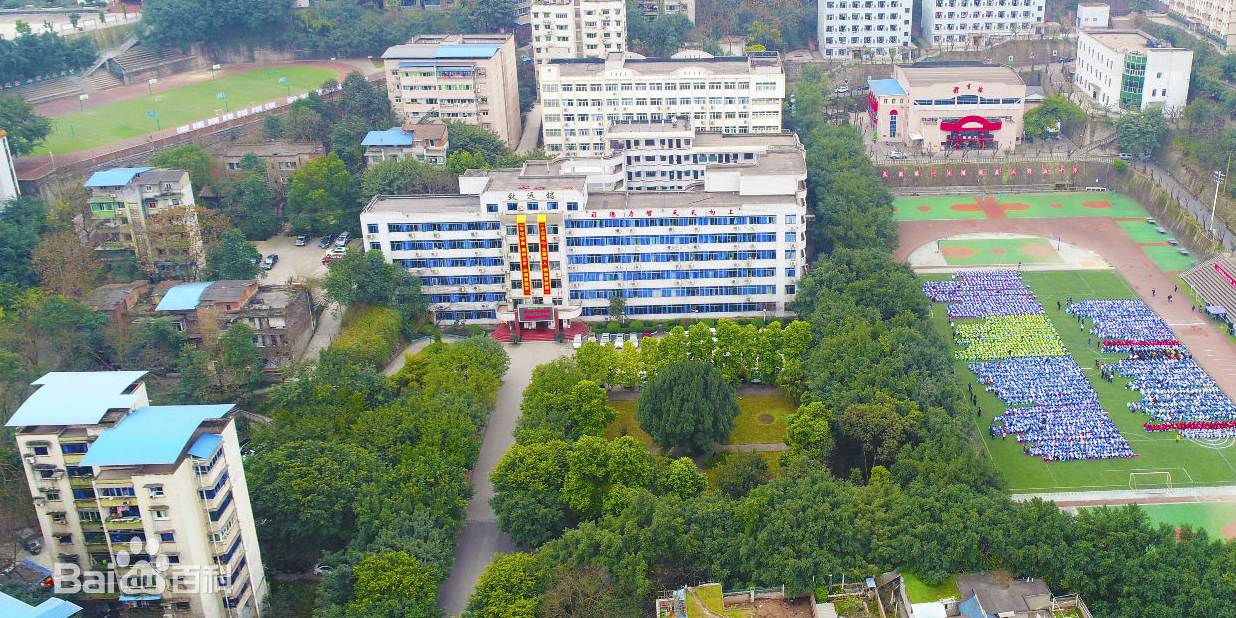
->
868;78;906;96
155;282;214;311
362;127;415;147
188;433;223;458
397;61;436;67
83;167;152;188
0;593;82;618
79;405;233;467
957;593;989;618
6;372;147;427
435;44;500;58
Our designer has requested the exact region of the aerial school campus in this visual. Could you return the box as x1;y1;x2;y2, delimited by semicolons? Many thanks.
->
894;188;1236;537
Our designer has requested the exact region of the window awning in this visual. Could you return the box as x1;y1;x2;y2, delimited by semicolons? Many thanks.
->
910;132;924;141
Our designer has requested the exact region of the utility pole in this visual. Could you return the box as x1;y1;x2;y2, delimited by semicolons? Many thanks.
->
1212;170;1226;241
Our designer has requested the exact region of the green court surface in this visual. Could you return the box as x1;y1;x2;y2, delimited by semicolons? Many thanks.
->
893;192;1147;221
1140;244;1198;273
927;269;1236;493
939;238;1062;266
1134;502;1236;539
1116;219;1167;243
34;66;340;154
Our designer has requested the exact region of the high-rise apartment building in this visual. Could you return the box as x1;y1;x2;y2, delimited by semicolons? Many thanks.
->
381;34;522;147
818;0;913;59
1164;0;1236;49
7;371;267;618
530;0;626;64
1074;30;1193;114
85;167;204;279
919;0;1045;47
360;119;806;326
537;52;785;155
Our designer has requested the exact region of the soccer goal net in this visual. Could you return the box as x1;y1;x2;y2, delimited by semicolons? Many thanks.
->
1129;471;1172;491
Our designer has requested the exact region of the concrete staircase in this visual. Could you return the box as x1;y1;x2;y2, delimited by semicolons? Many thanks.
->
0;77;83;104
1180;256;1236;313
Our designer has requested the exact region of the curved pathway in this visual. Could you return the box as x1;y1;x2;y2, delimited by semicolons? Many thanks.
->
897;216;1236;398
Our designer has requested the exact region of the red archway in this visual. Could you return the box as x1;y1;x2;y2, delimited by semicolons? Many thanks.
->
940;115;1002;150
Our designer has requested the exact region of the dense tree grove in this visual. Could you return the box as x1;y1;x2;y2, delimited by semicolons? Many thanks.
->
636;360;739;455
142;0;290;50
0;31;95;83
252;337;509;616
467;67;1236;618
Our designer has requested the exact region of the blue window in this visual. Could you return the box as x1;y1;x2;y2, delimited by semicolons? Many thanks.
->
160;533;175;542
486;203;498;213
72;488;95;499
368;242;380;250
527;202;539;211
784;250;796;259
32;446;48;455
785;285;796;295
785;214;796;224
366;224;378;234
786;268;796;278
567;202;579;211
547;201;559;210
61;443;88;454
506;202;518;211
785;232;796;242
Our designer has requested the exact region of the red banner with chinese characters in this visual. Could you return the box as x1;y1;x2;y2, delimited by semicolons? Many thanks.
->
537;214;551;296
1216;262;1236;290
517;215;531;296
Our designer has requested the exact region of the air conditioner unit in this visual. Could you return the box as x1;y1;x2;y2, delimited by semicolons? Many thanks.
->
433;232;441;238
471;232;478;237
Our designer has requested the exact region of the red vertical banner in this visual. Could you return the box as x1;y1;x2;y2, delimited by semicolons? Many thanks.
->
537;214;551;296
517;215;531;296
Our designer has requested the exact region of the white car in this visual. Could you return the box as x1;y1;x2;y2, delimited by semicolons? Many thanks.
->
599;333;611;345
572;334;582;349
628;333;639;348
834;85;849;94
614;336;624;350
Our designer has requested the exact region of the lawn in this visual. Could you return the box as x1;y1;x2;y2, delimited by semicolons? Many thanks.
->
939;237;1062;266
726;394;797;444
1139;244;1198;272
893;192;1147;221
927;269;1236;493
1133;501;1236;540
902;572;960;603
33;66;340;154
606;394;794;448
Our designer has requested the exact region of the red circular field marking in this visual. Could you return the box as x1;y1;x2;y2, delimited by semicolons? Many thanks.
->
990;248;1007;254
940;247;976;257
1082;200;1113;209
950;203;982;211
917;206;932;211
1222;522;1236;540
998;203;1031;211
1049;203;1064;208
1022;245;1056;256
892;207;899;211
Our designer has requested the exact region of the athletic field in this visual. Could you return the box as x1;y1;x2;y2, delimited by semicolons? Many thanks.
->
33;66;340;155
927;269;1236;493
896;192;1198;272
1135;502;1236;539
938;237;1063;266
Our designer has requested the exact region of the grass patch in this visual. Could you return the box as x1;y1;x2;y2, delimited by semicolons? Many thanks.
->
686;583;750;618
902;572;960;603
1116;219;1165;243
1125;502;1236;540
926;269;1236;493
35;66;340;154
604;400;654;448
701;450;782;491
1138;244;1198;272
939;237;1062;266
726;394;797;444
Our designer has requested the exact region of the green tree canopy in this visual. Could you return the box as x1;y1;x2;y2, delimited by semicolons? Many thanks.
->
0;197;48;288
464;552;546;618
286;152;357;234
360;157;458;196
1023;96;1087;140
323;249;426;317
221;172;278;240
0;98;51;156
219;322;264;392
636;360;739;455
203;229;260;280
1116;107;1170;155
150;143;214;193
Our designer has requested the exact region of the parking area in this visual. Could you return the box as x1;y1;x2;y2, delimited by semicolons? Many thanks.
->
252;234;355;284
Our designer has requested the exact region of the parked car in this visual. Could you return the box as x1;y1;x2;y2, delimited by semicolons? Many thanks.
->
628;333;639;348
318;234;334;249
889;150;909;160
1056;56;1074;63
833;85;849;94
313;563;332;576
599;333;611;345
614;336;624;350
295;235;308;246
262;254;278;270
17;528;41;554
321;248;346;264
572;334;583;349
335;231;350;247
1117;153;1133;161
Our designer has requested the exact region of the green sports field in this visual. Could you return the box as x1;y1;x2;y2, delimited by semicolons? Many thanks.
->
33;66;340;155
893;192;1148;221
939;237;1063;266
927;269;1236;493
1134;502;1236;539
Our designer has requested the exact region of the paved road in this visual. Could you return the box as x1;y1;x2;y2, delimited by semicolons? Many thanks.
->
437;341;573;617
516;104;542;155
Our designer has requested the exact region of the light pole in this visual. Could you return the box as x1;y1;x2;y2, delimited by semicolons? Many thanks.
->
147;77;157;96
216;91;228;113
146;109;160;131
1211;170;1226;240
278;76;290;96
210;63;220;80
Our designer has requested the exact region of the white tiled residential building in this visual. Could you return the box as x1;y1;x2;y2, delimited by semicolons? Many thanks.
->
360;121;806;326
818;0;913;60
1163;0;1236;49
381;34;522;147
7;372;266;618
1076;2;1110;29
920;0;1045;47
635;0;695;22
530;0;626;64
537;52;785;155
1074;30;1193;115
